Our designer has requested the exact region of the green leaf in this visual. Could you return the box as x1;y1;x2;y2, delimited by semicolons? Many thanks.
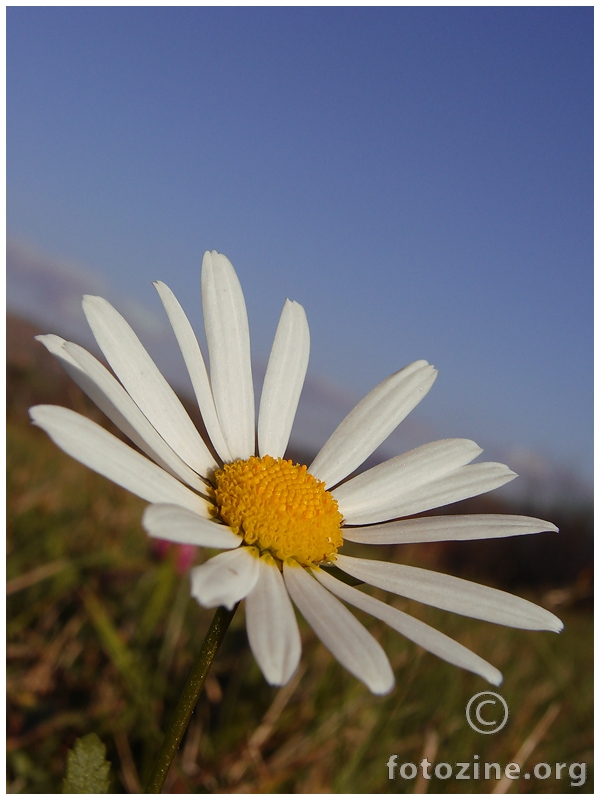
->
62;733;111;793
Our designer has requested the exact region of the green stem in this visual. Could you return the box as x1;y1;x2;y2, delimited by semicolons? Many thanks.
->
145;604;238;793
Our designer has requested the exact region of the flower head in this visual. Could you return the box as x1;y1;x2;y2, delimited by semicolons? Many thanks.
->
30;250;562;694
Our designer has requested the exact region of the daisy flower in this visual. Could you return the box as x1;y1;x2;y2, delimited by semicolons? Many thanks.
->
30;250;562;695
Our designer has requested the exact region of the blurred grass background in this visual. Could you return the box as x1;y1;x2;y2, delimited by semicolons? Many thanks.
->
7;314;593;793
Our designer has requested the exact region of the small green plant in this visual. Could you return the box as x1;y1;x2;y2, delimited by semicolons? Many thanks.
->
62;733;111;793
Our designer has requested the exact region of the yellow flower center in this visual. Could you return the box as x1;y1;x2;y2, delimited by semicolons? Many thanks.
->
213;455;343;566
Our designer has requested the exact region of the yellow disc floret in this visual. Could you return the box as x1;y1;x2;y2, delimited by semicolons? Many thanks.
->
213;455;343;566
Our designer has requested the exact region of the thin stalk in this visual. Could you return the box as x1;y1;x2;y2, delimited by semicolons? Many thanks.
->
145;604;238;793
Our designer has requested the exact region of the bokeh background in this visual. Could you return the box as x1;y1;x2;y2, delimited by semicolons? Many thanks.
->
7;6;592;504
7;6;593;793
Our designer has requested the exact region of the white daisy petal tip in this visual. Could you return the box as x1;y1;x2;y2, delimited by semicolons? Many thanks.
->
81;293;102;310
29;404;46;427
202;249;235;279
246;556;302;686
36;335;84;373
203;249;217;265
547;614;565;634
190;548;259;610
371;671;395;695
488;669;503;687
35;332;65;348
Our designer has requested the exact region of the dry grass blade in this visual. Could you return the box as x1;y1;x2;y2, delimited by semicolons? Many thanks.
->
228;665;305;785
7;559;70;595
413;728;440;794
112;729;142;793
493;702;561;794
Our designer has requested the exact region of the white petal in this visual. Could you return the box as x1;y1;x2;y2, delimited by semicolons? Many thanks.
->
315;568;502;686
309;361;437;489
335;554;563;632
29;405;209;516
283;561;394;694
343;514;559;545
82;295;217;476
153;281;232;463
37;334;148;455
36;335;206;492
333;439;482;521
190;548;259;610
36;334;81;369
142;504;241;548
65;341;206;491
339;462;517;525
245;555;301;686
258;300;310;459
201;251;255;460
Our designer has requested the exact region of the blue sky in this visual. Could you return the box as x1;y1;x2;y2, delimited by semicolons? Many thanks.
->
7;7;593;495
